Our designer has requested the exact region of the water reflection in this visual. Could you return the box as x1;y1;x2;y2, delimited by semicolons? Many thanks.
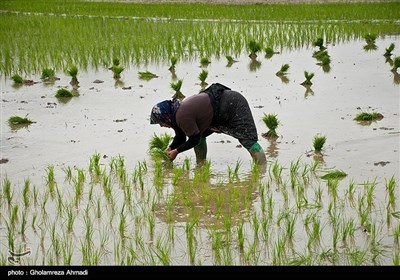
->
114;78;125;88
392;71;400;85
277;74;289;84
266;138;279;158
303;85;314;98
154;161;265;228
248;58;262;72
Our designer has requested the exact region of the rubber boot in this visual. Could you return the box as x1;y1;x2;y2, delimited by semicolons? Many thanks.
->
194;136;207;164
248;142;267;165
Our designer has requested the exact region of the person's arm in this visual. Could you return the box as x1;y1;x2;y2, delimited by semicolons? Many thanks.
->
169;128;186;150
167;133;201;161
176;133;201;153
202;129;214;138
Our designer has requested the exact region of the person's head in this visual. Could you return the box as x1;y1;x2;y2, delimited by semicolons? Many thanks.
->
150;99;181;128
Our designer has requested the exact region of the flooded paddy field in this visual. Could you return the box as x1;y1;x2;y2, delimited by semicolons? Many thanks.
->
1;0;400;266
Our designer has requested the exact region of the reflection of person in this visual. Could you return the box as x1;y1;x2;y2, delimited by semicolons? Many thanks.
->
150;83;266;165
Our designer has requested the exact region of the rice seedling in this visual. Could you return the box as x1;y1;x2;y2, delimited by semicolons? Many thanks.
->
392;56;400;72
11;74;36;86
313;37;327;52
10;205;19;229
386;176;397;208
169;56;178;71
363;33;377;45
300;71;314;86
307;218;323;249
312;134;326;153
237;221;245;252
200;57;211;67
314;50;331;65
264;46;279;59
364;179;377;209
8;115;34;126
393;224;400;245
22;178;31;208
149;133;172;161
384;43;395;57
45;165;56;194
248;39;261;59
270;160;283;185
138;70;158;80
198;69;208;88
11;74;23;84
111;65;124;79
55;88;74;98
272;237;287;265
66;65;79;87
40;68;59;83
354;111;384;122
320;170;347;180
119;208;127;240
261;113;280;139
225;55;238;67
275;64;290;76
185;220;198;264
345;180;356;203
170;79;185;100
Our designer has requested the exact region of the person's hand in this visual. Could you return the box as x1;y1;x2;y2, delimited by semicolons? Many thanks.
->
167;149;178;162
165;147;171;153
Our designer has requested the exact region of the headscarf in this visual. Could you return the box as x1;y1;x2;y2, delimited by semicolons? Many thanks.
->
150;99;181;127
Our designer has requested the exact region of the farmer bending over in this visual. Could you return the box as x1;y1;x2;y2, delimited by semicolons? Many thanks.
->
150;83;267;165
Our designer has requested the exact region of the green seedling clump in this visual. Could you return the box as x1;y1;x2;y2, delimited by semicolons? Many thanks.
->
384;43;395;56
248;40;261;59
67;65;79;87
200;57;211;66
354;112;384;122
171;79;185;100
225;55;238;66
276;64;290;76
313;37;326;51
8;115;34;125
198;69;208;85
264;46;279;59
313;134;326;153
262;113;280;138
11;74;23;84
301;71;314;86
138;71;158;80
149;133;172;161
169;56;178;71
321;170;347;180
41;68;56;81
392;56;400;72
55;88;74;98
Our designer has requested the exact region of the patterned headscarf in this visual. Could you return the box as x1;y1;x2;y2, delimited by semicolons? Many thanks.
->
150;99;181;127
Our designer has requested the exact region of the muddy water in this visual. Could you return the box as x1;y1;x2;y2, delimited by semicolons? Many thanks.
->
2;37;398;187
